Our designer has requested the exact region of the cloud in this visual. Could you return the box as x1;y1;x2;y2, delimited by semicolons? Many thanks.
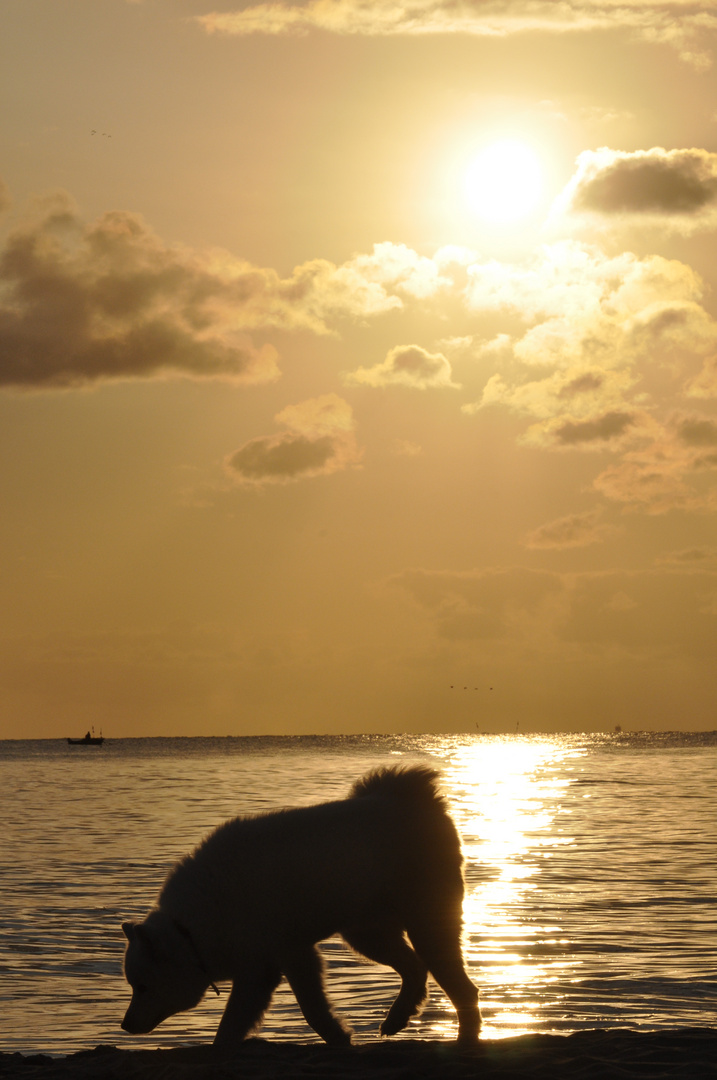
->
524;508;617;549
468;366;637;426
562;569;717;655
687;355;717;399
557;371;605;398
0;177;10;218
464;241;705;334
677;415;717;447
461;239;717;441
342;242;464;300
555;148;717;230
520;408;655;454
393;439;423;457
344;344;460;390
195;1;717;67
0;194;419;390
592;412;717;513
392;563;717;656
656;546;717;565
391;565;564;641
225;393;362;485
0;193;284;389
553;409;637;445
454;238;717;510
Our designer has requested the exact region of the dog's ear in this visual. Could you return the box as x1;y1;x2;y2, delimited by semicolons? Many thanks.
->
123;922;157;957
134;922;161;960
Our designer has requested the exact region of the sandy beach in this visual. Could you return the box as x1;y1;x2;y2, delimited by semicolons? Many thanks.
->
2;1030;715;1080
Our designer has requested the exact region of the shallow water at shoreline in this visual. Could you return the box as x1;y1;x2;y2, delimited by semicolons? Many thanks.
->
0;732;715;1055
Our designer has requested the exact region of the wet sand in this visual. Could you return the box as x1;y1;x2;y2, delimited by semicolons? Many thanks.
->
2;1030;715;1080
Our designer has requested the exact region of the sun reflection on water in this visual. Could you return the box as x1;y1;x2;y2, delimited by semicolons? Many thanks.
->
427;737;585;1039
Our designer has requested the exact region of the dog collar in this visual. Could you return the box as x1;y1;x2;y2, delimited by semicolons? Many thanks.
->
173;920;220;995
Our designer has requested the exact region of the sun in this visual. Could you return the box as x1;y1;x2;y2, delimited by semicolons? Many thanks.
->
464;140;543;225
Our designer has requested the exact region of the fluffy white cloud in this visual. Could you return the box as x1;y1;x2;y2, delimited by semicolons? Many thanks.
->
463;241;704;333
459;238;717;510
341;242;464;300
464;243;714;396
225;393;362;485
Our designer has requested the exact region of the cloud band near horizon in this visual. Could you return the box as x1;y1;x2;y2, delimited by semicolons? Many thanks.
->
195;1;717;68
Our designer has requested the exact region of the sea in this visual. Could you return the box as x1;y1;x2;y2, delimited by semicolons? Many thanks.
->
0;731;715;1056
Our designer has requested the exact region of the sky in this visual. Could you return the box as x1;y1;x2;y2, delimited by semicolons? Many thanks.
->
2;0;717;738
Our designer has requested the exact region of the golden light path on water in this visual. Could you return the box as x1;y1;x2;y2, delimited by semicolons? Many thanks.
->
424;737;583;1039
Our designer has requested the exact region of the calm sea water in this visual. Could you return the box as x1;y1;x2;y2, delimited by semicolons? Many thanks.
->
0;732;715;1055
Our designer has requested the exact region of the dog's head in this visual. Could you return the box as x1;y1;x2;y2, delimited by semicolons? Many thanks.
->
121;917;210;1034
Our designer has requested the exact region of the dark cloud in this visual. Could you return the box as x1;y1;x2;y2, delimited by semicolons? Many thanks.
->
578;158;715;214
392;566;563;640
557;371;605;399
0;197;281;388
345;343;459;389
0;177;10;218
677;416;717;447
555;410;635;444
524;508;616;550
225;394;361;486
561;148;717;224
0;194;408;391
227;433;337;481
657;546;717;565
394;564;717;657
562;569;717;657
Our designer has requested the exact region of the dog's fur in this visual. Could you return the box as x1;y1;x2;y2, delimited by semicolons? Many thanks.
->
121;766;480;1049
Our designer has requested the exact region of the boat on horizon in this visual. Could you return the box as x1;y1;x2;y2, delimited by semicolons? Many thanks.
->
67;730;104;746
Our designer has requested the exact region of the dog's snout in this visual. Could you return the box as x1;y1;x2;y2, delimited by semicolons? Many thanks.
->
121;1011;137;1033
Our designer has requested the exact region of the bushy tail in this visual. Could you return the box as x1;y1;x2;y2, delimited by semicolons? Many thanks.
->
349;765;444;805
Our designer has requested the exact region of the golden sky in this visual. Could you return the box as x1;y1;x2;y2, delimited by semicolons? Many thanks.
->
2;0;717;737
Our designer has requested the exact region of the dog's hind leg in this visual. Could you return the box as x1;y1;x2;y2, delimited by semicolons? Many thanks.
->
406;914;481;1044
341;923;429;1037
213;960;282;1051
280;945;353;1047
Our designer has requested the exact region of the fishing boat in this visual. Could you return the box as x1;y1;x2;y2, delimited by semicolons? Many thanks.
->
67;730;104;746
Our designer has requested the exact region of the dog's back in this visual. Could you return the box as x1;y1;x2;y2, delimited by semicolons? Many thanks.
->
349;764;443;802
161;765;463;940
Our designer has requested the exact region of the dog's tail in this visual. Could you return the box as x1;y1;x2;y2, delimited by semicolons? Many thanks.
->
349;765;444;805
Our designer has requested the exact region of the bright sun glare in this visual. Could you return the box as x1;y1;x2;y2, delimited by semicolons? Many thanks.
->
464;140;543;225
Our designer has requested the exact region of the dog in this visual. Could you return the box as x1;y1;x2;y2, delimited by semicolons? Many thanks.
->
121;765;480;1048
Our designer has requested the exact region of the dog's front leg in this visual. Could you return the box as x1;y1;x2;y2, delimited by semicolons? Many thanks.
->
281;945;353;1047
213;961;282;1052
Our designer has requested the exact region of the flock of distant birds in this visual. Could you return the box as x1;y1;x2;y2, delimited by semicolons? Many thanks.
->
90;130;111;137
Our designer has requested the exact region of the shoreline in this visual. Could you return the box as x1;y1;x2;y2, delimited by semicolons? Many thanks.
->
2;1030;716;1080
